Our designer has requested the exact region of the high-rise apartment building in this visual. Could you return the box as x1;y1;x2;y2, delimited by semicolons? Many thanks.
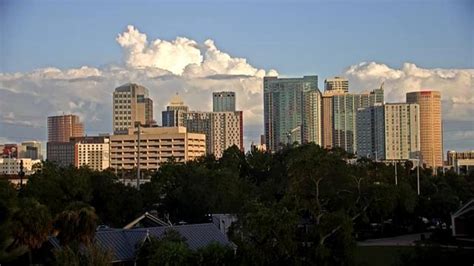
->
406;91;442;170
47;114;84;142
71;136;110;171
324;77;349;93
162;94;189;127
302;89;322;146
356;104;385;160
332;88;384;154
184;111;243;158
113;83;154;134
263;75;321;151
321;90;346;149
110;127;206;171
213;91;236;112
384;103;420;160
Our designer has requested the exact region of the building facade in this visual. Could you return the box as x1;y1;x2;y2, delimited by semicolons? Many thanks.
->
113;83;154;134
302;89;322;145
1;144;19;158
19;141;43;160
0;158;41;175
356;104;385;160
162;94;189;127
332;88;384;154
110;127;206;171
184;111;243;158
384;103;420;160
324;77;349;93
406;91;442;170
321;90;346;149
46;142;75;167
47;114;84;142
447;151;474;174
447;151;474;167
213;91;236;112
263;75;321;151
72;136;110;171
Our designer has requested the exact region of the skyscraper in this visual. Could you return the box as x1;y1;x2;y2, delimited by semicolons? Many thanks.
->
47;114;84;142
406;91;442;170
321;90;346;149
384;103;420;160
263;75;321;151
113;83;154;134
324;77;349;93
162;94;189;127
356;104;385;160
161;93;243;158
302;89;322;145
332;88;384;154
184;111;243;158
213;91;236;112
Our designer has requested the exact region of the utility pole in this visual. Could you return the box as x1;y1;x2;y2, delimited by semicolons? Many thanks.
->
136;123;141;190
394;160;398;186
19;160;25;189
417;158;420;195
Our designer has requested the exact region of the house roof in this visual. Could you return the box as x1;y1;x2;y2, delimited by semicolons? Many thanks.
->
123;212;170;229
49;223;234;263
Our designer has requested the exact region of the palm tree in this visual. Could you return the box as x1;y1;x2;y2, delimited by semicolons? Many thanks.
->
54;203;98;246
12;198;52;265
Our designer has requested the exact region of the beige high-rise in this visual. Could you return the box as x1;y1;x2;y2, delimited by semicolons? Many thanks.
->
384;103;420;160
324;77;349;93
71;136;110;171
184;111;243;158
113;83;154;134
406;91;442;170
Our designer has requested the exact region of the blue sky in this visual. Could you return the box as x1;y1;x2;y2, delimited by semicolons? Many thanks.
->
1;0;472;80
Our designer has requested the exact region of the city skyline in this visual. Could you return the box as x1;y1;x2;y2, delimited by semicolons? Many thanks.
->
0;0;473;153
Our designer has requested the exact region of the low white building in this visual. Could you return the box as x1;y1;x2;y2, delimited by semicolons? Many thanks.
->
0;158;42;175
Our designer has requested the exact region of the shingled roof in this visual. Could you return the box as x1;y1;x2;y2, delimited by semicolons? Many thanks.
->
49;223;234;263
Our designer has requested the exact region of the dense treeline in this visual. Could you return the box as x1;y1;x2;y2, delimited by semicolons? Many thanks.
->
1;144;473;265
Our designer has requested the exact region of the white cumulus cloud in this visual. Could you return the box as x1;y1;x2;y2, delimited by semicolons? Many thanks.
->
116;25;277;78
344;62;474;121
0;26;472;152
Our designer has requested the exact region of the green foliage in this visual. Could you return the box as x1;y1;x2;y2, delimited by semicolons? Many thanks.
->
393;244;474;266
24;163;93;215
195;242;235;266
138;229;191;266
230;199;299;265
12;198;52;250
2;144;473;265
53;243;112;266
137;229;235;266
54;204;98;246
0;180;25;261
